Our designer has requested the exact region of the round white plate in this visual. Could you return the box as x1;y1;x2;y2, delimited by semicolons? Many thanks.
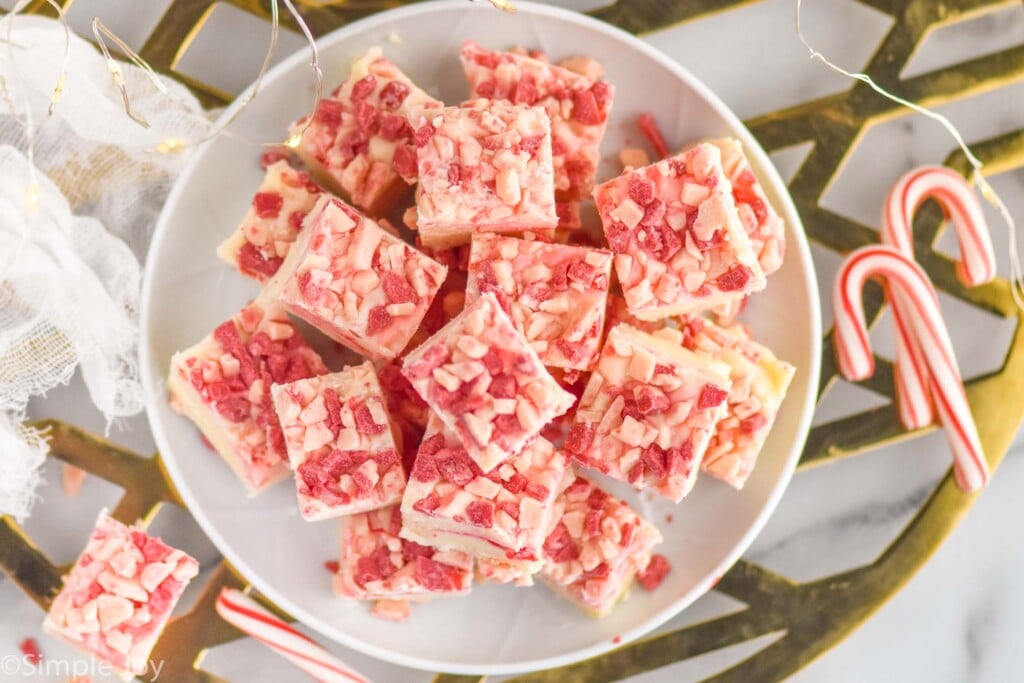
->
141;1;821;674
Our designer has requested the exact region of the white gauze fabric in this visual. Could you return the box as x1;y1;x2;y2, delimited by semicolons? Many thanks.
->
0;16;213;520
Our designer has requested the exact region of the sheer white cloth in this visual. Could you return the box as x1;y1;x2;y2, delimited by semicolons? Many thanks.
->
0;16;211;519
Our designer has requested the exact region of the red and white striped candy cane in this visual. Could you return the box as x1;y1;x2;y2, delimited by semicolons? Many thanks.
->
881;166;996;430
216;589;371;683
833;245;989;493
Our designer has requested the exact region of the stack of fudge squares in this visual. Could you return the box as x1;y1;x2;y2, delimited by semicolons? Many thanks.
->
166;41;796;620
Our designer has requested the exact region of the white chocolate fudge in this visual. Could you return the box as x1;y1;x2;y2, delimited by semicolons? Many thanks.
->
400;414;568;576
271;362;405;521
289;47;442;215
401;292;576;472
466;233;612;370
333;505;473;600
708;138;785;276
594;142;767;320
43;514;199;677
670;316;795;488
414;99;557;248
539;476;662;617
168;300;328;493
216;160;324;281
460;41;614;201
265;195;447;361
565;323;732;502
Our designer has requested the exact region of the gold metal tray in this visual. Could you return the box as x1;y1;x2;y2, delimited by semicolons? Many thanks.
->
4;1;1023;680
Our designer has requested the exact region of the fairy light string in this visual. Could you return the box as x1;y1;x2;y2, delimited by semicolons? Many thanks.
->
92;18;168;129
795;0;1024;310
5;0;511;212
1;0;71;215
281;0;323;150
89;1;324;155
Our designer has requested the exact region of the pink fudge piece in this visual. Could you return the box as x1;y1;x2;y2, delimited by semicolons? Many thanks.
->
168;300;328;493
43;514;199;677
466;234;612;370
265;195;447;361
709;138;785;276
594;142;767;320
672;316;795;488
216;160;324;282
400;414;568;578
565;323;732;502
460;41;614;201
539;476;662;617
402;292;576;472
289;47;442;215
271;362;405;521
414;99;557;248
333;505;473;600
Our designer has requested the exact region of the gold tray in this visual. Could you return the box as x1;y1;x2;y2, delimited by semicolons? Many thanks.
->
4;1;1024;680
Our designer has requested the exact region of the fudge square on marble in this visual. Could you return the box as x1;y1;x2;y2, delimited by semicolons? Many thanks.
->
671;315;795;489
401;291;576;472
333;505;473;600
466;233;613;371
539;475;662;617
264;195;447;361
401;413;568;580
565;323;732;502
168;299;328;493
594;142;767;320
216;159;324;282
460;41;614;201
271;362;406;521
289;47;442;215
43;514;199;677
414;99;558;248
708;138;785;277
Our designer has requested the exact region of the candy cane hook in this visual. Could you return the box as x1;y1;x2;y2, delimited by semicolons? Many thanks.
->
833;245;989;493
881;166;996;430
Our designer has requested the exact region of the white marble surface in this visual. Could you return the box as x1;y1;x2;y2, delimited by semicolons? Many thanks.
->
3;0;1024;681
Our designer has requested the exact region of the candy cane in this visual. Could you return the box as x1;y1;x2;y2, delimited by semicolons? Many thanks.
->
215;589;371;683
833;245;989;493
881;166;996;430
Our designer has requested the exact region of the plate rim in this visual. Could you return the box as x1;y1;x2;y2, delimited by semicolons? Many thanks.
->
140;0;822;674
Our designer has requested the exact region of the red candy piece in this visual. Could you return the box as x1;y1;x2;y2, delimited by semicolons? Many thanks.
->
543;523;579;563
636;554;671;590
253;192;284;219
19;638;42;665
637;113;669;160
465;500;494;528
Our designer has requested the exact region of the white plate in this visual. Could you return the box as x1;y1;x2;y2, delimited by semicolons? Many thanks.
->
141;1;821;674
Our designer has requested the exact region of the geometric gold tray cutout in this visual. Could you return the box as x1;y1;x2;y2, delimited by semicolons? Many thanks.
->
3;0;1024;681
